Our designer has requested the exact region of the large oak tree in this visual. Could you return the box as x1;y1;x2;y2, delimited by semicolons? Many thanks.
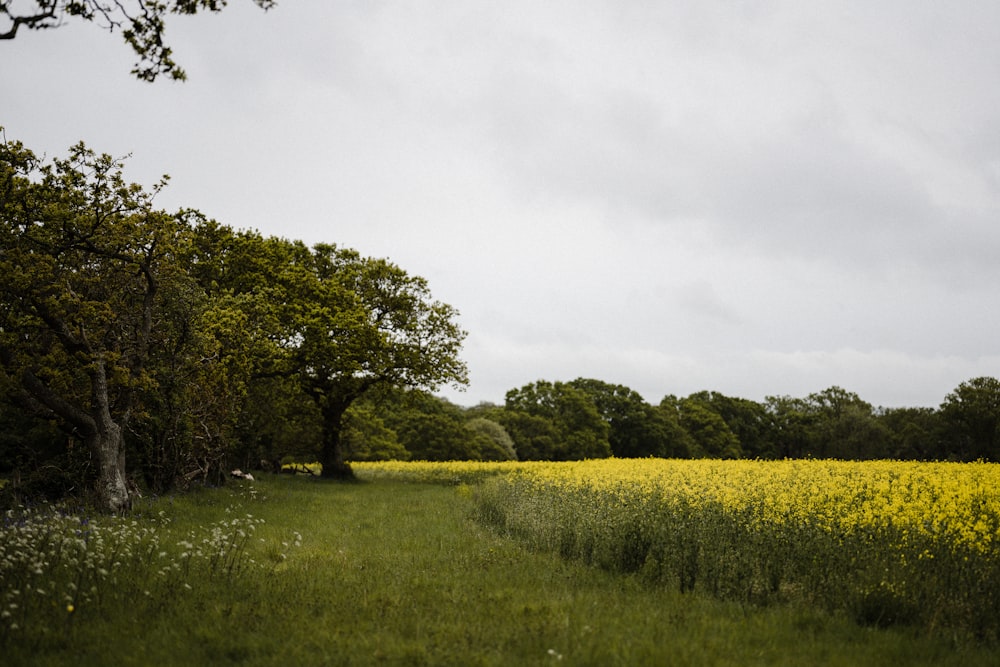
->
188;226;469;479
280;245;469;479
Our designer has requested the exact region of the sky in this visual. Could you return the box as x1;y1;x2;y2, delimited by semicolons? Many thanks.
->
4;1;1000;409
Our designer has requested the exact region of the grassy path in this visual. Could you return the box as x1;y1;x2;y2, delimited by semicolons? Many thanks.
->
13;476;998;665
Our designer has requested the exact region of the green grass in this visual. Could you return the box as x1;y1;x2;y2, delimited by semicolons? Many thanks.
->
3;475;997;666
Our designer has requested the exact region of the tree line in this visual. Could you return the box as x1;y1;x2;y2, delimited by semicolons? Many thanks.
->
0;135;467;511
317;375;1000;468
493;377;1000;462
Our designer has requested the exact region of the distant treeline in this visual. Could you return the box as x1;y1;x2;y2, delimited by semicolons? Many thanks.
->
5;371;998;504
326;376;1000;465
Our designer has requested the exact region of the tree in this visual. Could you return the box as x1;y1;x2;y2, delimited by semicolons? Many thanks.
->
465;417;517;461
0;133;466;499
340;401;408;462
377;390;475;461
1;0;276;81
675;396;742;458
497;410;561;461
761;387;891;460
803;386;888;459
0;400;71;500
764;395;816;458
184;222;337;473
650;400;696;458
184;225;470;477
502;380;611;460
939;377;1000;461
0;136;190;511
878;407;942;460
686;390;773;458
569;378;689;458
129;287;270;491
294;248;468;477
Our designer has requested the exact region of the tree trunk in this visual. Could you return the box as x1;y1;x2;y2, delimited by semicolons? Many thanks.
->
88;417;131;514
90;359;131;513
15;359;131;513
319;401;355;480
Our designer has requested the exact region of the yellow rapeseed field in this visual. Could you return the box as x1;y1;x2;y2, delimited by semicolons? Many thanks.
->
356;458;1000;638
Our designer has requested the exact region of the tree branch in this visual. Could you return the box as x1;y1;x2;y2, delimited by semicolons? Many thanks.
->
0;7;58;39
14;363;97;437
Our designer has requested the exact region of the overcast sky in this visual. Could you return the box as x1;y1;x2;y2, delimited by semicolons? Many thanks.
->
5;1;1000;408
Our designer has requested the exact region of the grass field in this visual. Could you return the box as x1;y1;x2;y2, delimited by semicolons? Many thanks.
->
2;467;998;665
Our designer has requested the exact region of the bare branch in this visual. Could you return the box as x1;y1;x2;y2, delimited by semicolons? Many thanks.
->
0;4;59;39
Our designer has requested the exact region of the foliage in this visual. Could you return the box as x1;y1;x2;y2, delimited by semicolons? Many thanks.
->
487;377;1000;464
569;378;691;458
380;391;472;461
127;276;262;493
940;377;1000;461
340;401;408;462
502;380;611;460
189;230;469;477
477;377;1000;464
0;0;276;81
763;395;819;458
465;416;517;461
878;407;942;460
684;390;773;458
366;390;515;462
0;403;75;499
803;386;889;459
675;396;742;458
279;246;469;477
1;133;468;505
0;137;192;512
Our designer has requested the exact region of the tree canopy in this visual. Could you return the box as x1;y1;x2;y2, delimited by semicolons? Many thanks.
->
0;137;188;511
186;230;469;478
939;376;1000;461
1;0;276;81
569;378;691;458
502;380;611;460
0;132;468;508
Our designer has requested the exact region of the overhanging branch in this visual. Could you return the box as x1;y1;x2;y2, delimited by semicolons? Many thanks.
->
0;7;58;39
